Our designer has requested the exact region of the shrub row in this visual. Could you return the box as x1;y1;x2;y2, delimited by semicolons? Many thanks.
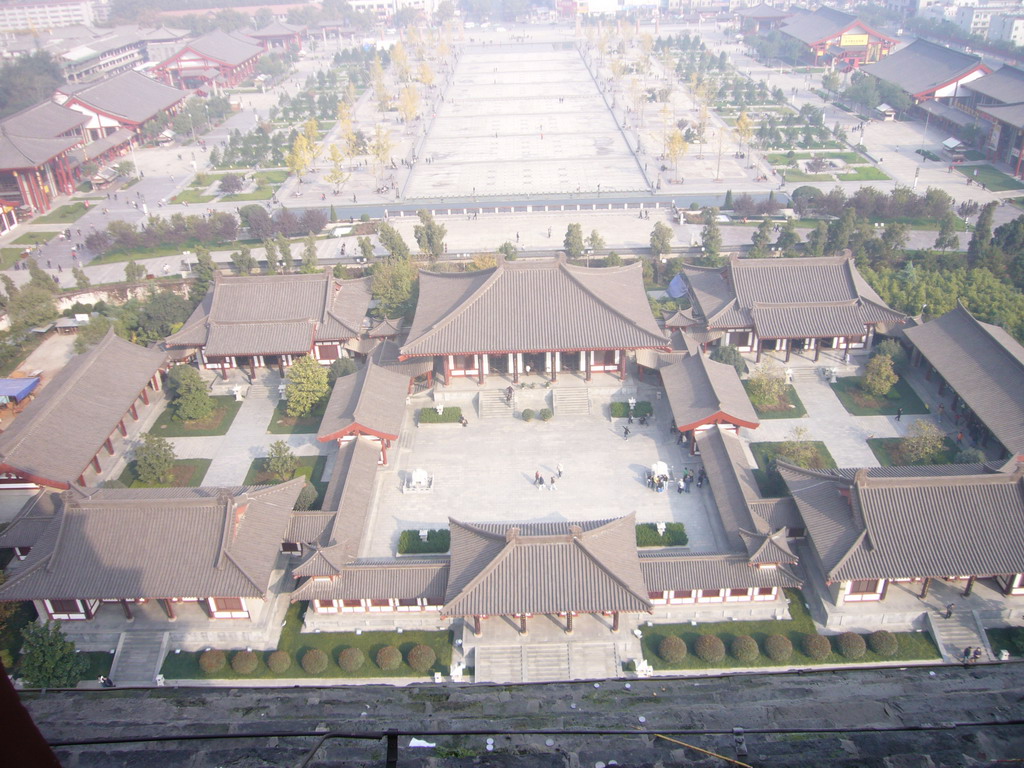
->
635;523;689;547
418;406;462;424
521;407;553;422
610;401;654;418
656;630;899;665
195;644;441;677
397;528;451;554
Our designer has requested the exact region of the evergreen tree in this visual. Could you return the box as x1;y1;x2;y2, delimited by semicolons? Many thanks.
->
17;621;88;689
775;218;800;254
72;266;91;289
934;212;959;251
700;208;723;266
277;234;294;273
230;246;256;275
27;258;58;293
266;440;297;482
723;189;734;210
650;222;674;259
378;221;411;260
412;209;446;259
806;221;828;257
750;218;772;257
124;260;146;284
262;237;278;274
301;233;319;273
563;223;584;259
135;433;176;485
284;354;329;418
190;247;215;302
967;201;997;269
358;236;375;262
167;364;214;422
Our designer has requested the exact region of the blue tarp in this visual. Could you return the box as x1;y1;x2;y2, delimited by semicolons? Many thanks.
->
0;377;39;403
667;273;689;299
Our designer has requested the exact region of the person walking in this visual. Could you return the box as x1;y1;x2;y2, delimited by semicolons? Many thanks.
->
962;646;973;665
537;476;545;490
896;408;902;422
556;462;563;478
549;476;557;491
534;470;541;486
944;602;955;619
623;426;630;440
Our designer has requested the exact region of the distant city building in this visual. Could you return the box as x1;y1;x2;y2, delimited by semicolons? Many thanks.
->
0;0;109;32
989;13;1024;44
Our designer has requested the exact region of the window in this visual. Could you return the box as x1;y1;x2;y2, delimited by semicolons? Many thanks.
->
48;599;81;615
212;597;244;612
671;590;693;601
14;546;30;560
281;542;301;554
849;580;880;595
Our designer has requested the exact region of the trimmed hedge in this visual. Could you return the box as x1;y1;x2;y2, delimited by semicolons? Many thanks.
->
610;401;654;418
538;407;553;421
267;650;291;674
376;645;402;671
301;648;329;675
407;644;437;673
418;406;462;424
764;634;793;663
199;649;226;673
635;523;688;547
694;634;726;663
867;630;899;658
522;408;535;422
231;650;259;674
836;631;866;660
730;635;760;663
338;647;365;673
802;634;832;661
397;528;450;554
659;635;688;664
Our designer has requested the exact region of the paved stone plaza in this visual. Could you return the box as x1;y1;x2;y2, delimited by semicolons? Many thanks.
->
405;44;647;199
361;384;720;559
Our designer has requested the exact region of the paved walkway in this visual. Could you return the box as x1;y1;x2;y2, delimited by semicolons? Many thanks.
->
744;370;939;469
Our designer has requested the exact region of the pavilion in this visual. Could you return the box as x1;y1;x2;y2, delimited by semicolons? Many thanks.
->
164;271;372;377
680;255;906;362
399;255;669;385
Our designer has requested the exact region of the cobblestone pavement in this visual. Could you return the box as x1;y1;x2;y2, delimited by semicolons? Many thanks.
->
23;662;1024;767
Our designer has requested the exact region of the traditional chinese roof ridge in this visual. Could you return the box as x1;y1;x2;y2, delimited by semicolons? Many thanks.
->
739;528;798;564
0;480;304;601
779;461;1024;582
251;20;306;36
371;338;434;377
963;64;1024;105
0;101;88;141
0;131;81;171
860;39;989;99
401;256;668;357
369;316;403;337
679;263;736;322
60;70;188;125
318;358;409;442
442;515;652;617
695;427;769;551
292;438;380;577
137;25;191;41
736;3;792;19
287;511;334;545
173;29;263;67
978;102;1024;130
640;552;802;591
291;560;448;602
0;330;166;487
904;303;1024;454
663;307;697;328
164;272;371;355
780;6;896;46
0;491;60;550
661;354;759;432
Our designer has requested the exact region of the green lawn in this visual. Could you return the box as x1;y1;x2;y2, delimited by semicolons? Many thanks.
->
160;602;453;680
244;454;328;507
91;241;232;265
255;170;289;184
766;151;866;165
640;589;940;671
749;440;836;497
267;396;329;434
867;437;958;467
869;215;968;231
743;382;807;419
1;248;25;269
118;458;212;488
12;231;59;245
222;187;275;201
783;170;832;182
986;626;1024;658
32;203;91;224
149;396;242;437
954;164;1024;191
836;167;890;181
170;189;216;204
829;376;928;417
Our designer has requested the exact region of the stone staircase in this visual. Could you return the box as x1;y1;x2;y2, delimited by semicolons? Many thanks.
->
110;631;169;685
927;609;994;664
477;390;515;419
553;387;591;416
475;641;620;683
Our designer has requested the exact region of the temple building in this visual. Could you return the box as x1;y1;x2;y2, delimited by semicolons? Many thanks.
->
778;7;897;69
680;256;906;362
399;255;669;384
154;29;263;91
54;70;189;140
165;272;372;377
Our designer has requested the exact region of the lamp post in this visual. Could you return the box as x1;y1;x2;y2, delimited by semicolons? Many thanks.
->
187;111;196;144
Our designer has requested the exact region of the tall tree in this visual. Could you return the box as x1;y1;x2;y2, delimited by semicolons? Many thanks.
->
265;440;297;481
277;234;294;273
370;258;418;317
285;354;329;418
17;621;87;689
932;213;958;252
262;237;278;274
324;143;351;194
564;223;584;259
967;201;997;269
301;233;319;273
135;433;176;485
378;221;411;260
413;210;446;258
167;364;214;422
700;208;723;266
650;221;674;259
775;218;800;255
750;219;772;257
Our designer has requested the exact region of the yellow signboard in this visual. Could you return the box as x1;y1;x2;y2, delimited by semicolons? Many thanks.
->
840;33;869;47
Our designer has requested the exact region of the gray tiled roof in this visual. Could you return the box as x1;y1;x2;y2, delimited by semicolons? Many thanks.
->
442;516;652;616
174;29;263;67
0;132;80;171
978;102;1024;130
0;101;88;140
781;462;1024;581
964;65;1024;105
751;302;867;339
401;257;668;357
904;304;1024;454
291;561;448;602
369;316;403;337
680;264;736;321
736;3;791;19
0;480;304;601
287;511;334;545
372;339;435;378
0;491;60;549
0;330;166;486
861;39;986;98
696;427;765;551
780;7;886;45
62;71;188;124
165;272;371;356
640;552;801;591
318;358;409;442
251;20;306;37
661;354;759;431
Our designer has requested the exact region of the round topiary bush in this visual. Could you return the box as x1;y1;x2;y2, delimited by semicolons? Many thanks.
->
406;644;437;673
802;634;832;661
199;649;226;674
267;650;291;674
338;647;365;673
658;635;688;664
538;407;553;422
764;634;794;663
867;630;899;658
301;648;328;675
836;631;867;660
521;408;535;422
231;650;259;675
730;635;760;663
694;634;726;664
376;645;402;671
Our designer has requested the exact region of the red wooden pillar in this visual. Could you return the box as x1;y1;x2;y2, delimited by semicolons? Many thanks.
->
565;612;574;634
919;577;931;599
152;374;161;392
140;388;149;405
380;440;389;466
611;612;620;632
784;342;792;362
618;350;626;380
962;575;976;597
162;599;176;620
512;354;519;384
120;599;134;620
477;355;484;385
130;404;139;420
519;614;528;635
91;455;101;473
118;419;127;436
585;352;592;382
77;474;86;486
443;356;451;386
105;437;114;455
473;615;482;636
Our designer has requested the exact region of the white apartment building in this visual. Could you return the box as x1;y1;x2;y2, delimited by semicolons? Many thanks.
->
0;0;109;32
989;13;1024;43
